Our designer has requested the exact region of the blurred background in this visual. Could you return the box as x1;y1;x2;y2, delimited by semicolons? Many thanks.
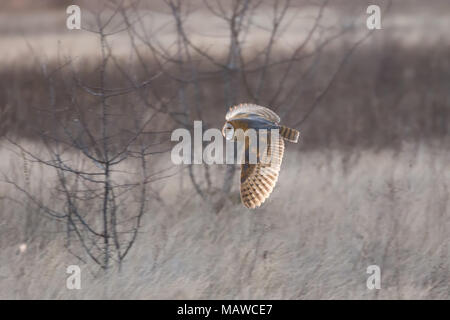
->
0;0;448;299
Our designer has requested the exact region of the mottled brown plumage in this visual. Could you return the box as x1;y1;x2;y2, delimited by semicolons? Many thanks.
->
222;103;299;209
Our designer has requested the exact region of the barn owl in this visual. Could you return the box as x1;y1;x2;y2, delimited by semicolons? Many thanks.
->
222;103;299;209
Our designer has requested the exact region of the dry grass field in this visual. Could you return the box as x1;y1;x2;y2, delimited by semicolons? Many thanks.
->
0;0;449;299
1;142;448;299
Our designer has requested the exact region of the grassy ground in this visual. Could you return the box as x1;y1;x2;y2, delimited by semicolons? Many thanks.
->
0;1;449;299
0;142;448;299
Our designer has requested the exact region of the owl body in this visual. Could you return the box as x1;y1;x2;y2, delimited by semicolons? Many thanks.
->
222;103;300;209
225;117;279;142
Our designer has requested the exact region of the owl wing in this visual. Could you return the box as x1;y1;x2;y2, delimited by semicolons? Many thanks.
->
226;103;280;123
240;133;285;208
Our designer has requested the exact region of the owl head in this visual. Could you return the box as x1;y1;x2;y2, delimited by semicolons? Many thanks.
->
222;122;235;140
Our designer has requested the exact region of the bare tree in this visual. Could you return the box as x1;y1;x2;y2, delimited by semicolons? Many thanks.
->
4;2;173;270
3;0;382;269
131;0;363;211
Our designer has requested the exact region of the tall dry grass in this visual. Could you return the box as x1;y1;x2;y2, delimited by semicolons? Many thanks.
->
0;1;449;299
0;141;448;299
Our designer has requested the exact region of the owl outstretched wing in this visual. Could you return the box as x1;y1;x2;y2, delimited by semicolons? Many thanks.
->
240;132;285;208
226;103;280;123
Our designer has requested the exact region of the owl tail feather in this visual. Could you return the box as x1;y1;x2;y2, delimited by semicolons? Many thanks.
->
279;126;300;143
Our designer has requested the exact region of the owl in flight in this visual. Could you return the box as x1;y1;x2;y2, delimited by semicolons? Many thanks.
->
222;103;300;209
